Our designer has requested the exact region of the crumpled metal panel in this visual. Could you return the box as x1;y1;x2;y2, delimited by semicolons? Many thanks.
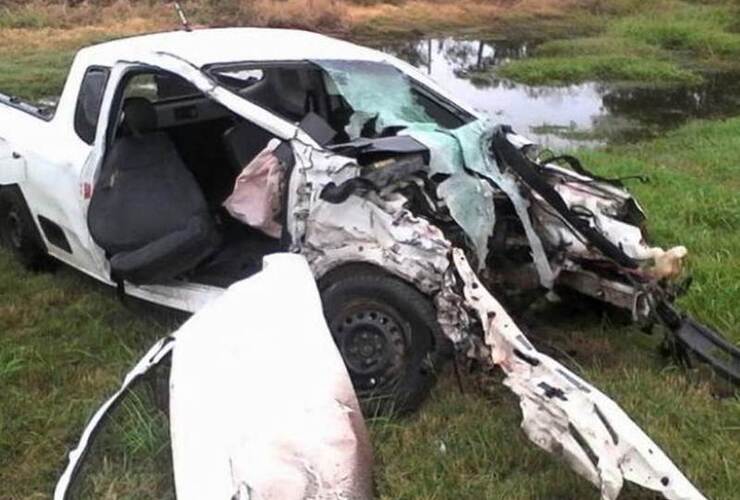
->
170;254;373;500
288;133;451;297
533;173;688;280
54;254;373;500
450;248;705;500
302;192;451;296
287;124;466;343
286;139;360;246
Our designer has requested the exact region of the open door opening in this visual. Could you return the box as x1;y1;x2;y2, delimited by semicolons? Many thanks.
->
87;69;289;288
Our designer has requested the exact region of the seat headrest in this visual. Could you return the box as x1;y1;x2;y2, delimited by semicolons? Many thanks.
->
122;97;157;135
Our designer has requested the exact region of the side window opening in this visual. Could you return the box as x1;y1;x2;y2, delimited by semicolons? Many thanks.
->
123;73;200;102
206;60;473;146
74;67;110;145
208;62;348;143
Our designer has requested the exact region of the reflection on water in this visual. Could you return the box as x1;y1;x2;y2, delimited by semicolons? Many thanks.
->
377;38;740;149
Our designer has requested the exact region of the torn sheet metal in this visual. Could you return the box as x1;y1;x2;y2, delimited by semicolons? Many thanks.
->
289;134;451;296
302;62;496;270
450;248;705;500
170;253;372;500
55;254;373;500
287;135;463;340
302;192;451;296
286;139;361;247
531;163;688;277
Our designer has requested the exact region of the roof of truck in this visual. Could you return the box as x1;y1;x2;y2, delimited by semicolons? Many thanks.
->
78;28;384;67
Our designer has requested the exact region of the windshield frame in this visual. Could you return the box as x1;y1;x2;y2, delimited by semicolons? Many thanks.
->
204;59;478;133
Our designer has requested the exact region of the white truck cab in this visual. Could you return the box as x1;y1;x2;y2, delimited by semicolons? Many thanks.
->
0;29;728;500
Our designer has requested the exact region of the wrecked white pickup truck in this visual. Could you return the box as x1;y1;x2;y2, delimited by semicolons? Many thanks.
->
0;27;730;499
0;28;736;414
55;253;704;500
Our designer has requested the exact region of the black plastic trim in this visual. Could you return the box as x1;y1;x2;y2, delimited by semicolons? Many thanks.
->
37;215;72;253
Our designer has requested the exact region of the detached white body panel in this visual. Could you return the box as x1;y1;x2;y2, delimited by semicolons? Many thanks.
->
54;254;373;500
169;254;373;500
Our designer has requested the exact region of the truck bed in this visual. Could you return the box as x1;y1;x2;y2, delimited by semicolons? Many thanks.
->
0;91;56;121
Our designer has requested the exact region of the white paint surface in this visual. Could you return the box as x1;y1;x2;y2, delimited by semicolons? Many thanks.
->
169;253;373;500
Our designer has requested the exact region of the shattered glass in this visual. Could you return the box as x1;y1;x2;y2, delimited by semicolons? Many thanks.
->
314;60;501;268
316;60;452;136
404;126;462;175
437;172;495;269
313;60;553;282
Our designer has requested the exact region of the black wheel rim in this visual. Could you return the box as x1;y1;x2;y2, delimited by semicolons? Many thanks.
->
331;302;409;393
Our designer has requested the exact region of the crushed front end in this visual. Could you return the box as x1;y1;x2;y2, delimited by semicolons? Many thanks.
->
284;106;731;497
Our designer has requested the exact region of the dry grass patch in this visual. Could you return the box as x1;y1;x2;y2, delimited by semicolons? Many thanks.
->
253;0;348;31
0;18;165;54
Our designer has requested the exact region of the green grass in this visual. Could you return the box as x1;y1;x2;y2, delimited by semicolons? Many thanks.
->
0;49;77;101
1;116;739;499
495;0;740;85
0;19;164;101
496;54;702;86
580;118;740;335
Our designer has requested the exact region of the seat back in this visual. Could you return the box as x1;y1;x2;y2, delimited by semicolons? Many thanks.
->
222;121;277;175
88;98;219;282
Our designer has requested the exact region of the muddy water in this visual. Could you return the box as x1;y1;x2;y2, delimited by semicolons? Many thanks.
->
378;38;740;149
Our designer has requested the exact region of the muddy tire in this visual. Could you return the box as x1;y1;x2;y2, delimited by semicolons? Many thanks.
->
0;187;55;271
319;265;450;417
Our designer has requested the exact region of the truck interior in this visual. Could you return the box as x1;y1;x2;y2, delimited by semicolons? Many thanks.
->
86;61;473;288
87;69;291;288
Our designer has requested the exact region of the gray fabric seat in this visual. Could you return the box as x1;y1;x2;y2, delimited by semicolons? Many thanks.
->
88;98;220;284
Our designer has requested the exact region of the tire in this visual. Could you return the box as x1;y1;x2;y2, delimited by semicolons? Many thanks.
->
0;187;55;271
319;264;450;416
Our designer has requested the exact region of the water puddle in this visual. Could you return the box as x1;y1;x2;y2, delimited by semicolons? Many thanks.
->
377;38;740;149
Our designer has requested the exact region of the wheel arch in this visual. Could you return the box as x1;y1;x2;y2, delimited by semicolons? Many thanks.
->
316;259;450;355
318;260;405;290
0;184;45;240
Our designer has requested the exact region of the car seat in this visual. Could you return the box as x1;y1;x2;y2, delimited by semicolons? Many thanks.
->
88;98;221;284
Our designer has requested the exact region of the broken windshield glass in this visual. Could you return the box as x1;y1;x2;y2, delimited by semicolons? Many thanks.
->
314;60;474;138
